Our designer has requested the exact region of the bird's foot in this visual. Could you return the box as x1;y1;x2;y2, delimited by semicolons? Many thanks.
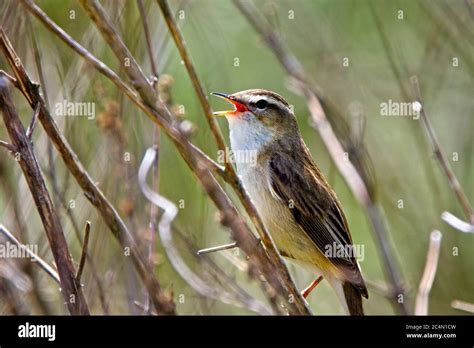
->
301;275;324;299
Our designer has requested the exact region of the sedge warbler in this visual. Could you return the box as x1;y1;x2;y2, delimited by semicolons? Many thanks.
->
212;89;368;315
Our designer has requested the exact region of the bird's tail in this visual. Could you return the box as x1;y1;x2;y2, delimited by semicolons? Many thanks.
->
342;281;364;315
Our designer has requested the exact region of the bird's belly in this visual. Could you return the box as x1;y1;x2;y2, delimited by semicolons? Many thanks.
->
239;166;334;272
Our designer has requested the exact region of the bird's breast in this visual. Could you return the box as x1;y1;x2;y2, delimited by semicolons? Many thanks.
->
237;162;316;257
236;159;337;274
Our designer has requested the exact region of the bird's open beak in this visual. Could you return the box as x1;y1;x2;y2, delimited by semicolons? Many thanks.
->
211;92;248;116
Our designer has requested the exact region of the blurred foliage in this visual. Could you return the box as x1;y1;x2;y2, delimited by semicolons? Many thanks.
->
0;0;472;315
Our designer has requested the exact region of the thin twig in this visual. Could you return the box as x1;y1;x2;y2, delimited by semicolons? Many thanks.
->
26;14;58;208
300;85;370;204
133;300;156;315
0;139;16;153
137;0;158;78
234;0;408;314
0;77;89;315
173;226;272;315
197;242;238;255
441;211;474;233
25;103;40;139
415;230;442;315
137;0;162;314
0;69;20;89
411;76;474;224
451;299;474;313
75;221;91;284
0;224;60;284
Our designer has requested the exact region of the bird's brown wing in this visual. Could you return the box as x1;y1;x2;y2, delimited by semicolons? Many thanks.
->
268;149;367;296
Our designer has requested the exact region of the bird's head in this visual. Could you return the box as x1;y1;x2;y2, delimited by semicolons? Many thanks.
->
211;89;299;152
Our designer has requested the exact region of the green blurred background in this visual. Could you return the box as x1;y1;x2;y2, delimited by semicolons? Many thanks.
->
0;0;472;315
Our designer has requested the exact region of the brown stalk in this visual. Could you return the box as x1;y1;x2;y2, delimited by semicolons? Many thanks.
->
411;76;473;224
137;0;161;314
0;28;176;315
0;76;89;315
75;221;91;285
415;230;442;315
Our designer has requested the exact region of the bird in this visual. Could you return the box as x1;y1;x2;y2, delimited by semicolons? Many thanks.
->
211;89;368;315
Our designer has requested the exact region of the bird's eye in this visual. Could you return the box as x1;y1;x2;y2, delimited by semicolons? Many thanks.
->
255;99;268;109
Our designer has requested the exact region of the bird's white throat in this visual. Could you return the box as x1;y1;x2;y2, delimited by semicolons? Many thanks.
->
227;112;274;172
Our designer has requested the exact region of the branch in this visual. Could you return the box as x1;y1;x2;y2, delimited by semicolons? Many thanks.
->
0;69;20;89
298;83;370;205
0;224;60;284
411;76;474;224
75;221;91;285
0;27;175;315
197;242;238;255
0;139;16;153
234;0;408;314
415;230;442;315
137;0;159;79
0;76;89;315
25;102;40;139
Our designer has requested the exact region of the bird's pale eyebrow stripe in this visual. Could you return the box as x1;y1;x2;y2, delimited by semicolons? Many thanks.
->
253;95;288;110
